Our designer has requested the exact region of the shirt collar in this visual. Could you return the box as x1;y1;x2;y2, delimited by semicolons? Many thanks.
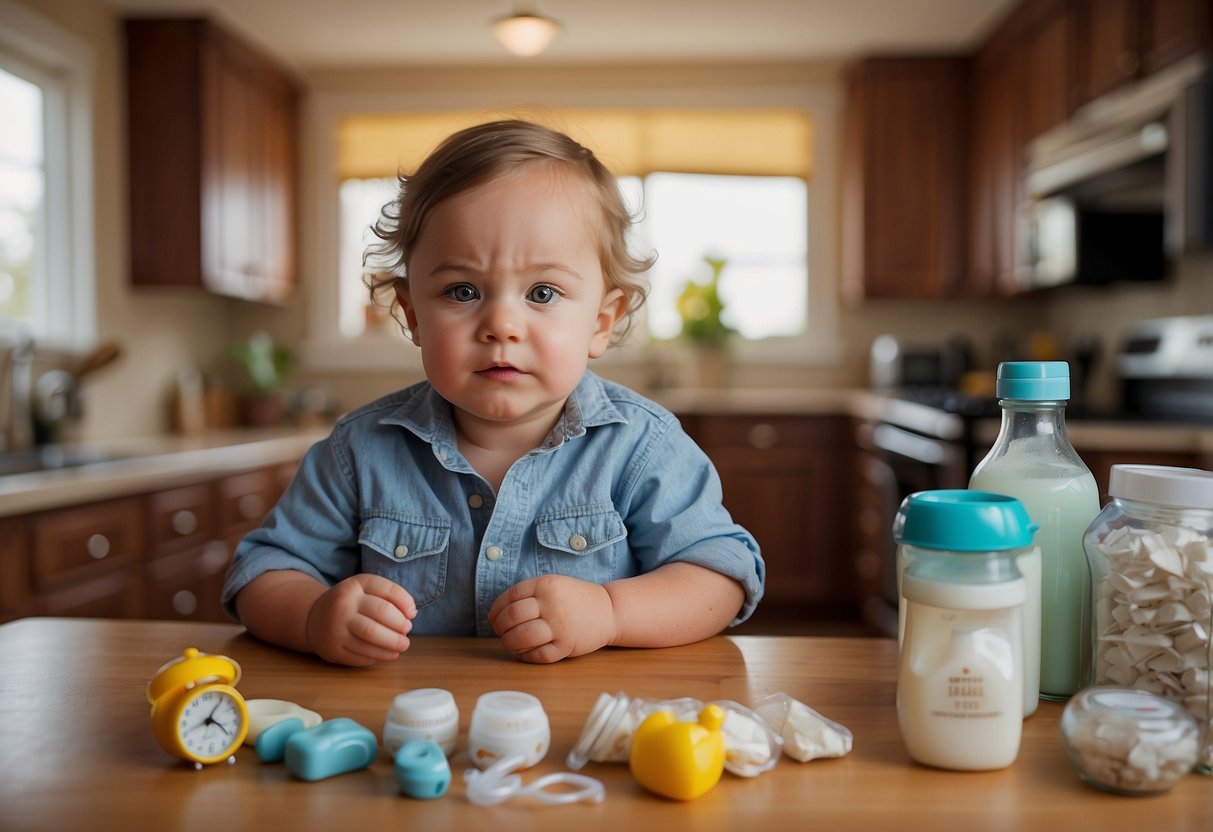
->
380;371;627;454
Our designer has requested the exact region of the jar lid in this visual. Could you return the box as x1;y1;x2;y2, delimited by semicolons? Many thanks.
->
894;490;1039;551
471;691;548;735
996;360;1070;400
1109;464;1213;510
387;688;458;728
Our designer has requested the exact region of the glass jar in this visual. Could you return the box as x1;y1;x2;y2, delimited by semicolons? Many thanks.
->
1082;464;1213;773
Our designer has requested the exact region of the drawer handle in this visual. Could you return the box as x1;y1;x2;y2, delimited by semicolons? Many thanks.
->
748;423;779;450
172;590;198;616
237;494;265;521
171;510;198;537
200;541;231;575
87;534;110;560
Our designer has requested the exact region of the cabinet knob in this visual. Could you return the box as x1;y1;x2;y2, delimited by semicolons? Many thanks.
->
171;510;198;537
748;423;779;450
86;534;110;560
1116;51;1139;77
172;590;198;616
200;541;231;575
237;494;265;521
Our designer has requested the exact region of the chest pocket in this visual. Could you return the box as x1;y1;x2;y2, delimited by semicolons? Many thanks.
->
535;506;628;583
359;515;450;609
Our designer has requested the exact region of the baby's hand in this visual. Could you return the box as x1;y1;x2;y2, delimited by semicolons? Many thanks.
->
488;575;617;664
306;574;417;666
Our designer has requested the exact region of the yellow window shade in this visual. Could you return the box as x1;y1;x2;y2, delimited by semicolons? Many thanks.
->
336;108;813;180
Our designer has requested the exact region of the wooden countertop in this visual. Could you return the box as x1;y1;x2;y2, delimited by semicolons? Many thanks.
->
1;618;1208;831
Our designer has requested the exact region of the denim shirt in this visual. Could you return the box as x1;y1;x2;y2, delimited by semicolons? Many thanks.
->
222;371;764;637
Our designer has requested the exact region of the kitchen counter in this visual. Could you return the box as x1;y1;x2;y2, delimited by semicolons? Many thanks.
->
0;428;328;518
1;618;1209;831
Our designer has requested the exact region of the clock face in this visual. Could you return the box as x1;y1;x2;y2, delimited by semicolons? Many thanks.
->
178;688;245;761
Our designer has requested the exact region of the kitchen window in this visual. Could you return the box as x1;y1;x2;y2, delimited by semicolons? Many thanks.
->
0;3;95;349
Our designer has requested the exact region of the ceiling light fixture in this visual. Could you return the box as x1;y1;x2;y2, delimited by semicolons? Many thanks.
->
492;5;561;57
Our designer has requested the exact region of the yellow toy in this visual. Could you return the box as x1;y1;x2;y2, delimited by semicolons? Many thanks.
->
147;647;249;768
629;703;726;800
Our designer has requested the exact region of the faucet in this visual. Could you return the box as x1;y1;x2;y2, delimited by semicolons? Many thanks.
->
1;333;34;453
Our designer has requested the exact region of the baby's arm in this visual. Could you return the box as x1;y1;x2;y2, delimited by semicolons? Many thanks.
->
237;571;417;667
488;561;743;664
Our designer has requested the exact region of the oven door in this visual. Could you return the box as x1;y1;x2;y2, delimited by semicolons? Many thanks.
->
854;420;967;636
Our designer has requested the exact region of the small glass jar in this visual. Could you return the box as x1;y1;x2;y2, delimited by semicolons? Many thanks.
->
1082;465;1213;773
1061;686;1200;795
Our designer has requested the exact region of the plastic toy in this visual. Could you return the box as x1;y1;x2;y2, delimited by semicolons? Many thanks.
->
284;718;377;781
146;647;249;769
463;754;604;806
629;703;726;800
393;740;452;799
255;717;305;763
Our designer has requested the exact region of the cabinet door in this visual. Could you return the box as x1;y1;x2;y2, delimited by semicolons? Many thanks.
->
0;518;33;622
1078;0;1143;102
968;47;1025;296
28;497;145;618
841;58;967;300
1022;0;1078;140
681;415;852;622
1141;0;1212;74
258;71;298;304
145;540;233;622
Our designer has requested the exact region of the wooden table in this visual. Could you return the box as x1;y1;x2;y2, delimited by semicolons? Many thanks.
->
0;618;1208;831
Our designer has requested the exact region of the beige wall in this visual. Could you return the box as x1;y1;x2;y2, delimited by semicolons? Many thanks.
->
13;0;1210;441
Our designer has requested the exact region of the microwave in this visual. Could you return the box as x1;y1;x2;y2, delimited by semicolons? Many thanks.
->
1021;57;1213;289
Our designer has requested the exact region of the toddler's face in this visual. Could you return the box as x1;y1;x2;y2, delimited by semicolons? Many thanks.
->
397;164;624;436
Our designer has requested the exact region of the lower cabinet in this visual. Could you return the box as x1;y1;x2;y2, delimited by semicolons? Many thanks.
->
679;413;855;630
0;462;297;624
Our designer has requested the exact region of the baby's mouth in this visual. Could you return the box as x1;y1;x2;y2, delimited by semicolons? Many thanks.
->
476;364;524;382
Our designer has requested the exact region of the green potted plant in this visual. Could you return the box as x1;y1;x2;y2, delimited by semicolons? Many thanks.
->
676;255;735;386
230;331;293;426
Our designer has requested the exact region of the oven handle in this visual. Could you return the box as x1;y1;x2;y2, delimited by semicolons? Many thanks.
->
871;423;962;468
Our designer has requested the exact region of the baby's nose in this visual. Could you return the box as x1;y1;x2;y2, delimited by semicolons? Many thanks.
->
479;300;523;341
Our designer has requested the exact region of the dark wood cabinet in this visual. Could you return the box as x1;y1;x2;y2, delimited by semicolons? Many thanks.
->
841;57;969;300
125;18;298;303
679;413;855;629
1022;0;1079;140
3;461;298;624
1076;0;1212;104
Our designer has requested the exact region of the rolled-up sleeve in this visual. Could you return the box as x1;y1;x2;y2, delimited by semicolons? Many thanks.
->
221;429;362;620
619;421;765;625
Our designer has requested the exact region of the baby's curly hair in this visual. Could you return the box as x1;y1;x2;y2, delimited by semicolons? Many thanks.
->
364;119;654;344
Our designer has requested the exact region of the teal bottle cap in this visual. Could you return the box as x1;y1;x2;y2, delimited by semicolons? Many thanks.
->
996;361;1071;400
893;489;1040;551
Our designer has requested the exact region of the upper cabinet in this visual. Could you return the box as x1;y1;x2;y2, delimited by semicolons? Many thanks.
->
841;58;968;301
125;18;299;303
1077;0;1211;104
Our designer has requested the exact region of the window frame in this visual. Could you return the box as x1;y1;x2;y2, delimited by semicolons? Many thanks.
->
0;0;96;350
303;87;842;373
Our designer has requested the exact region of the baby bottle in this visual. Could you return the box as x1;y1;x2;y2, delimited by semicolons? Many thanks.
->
895;490;1038;771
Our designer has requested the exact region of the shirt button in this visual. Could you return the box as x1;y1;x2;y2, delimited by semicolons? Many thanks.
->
485;545;503;561
394;544;409;558
569;534;588;552
468;494;484;509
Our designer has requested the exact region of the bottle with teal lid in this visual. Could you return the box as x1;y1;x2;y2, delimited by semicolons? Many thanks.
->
895;490;1037;771
969;360;1100;702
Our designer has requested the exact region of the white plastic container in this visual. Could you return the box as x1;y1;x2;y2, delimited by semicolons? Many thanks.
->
467;691;550;770
383;688;459;757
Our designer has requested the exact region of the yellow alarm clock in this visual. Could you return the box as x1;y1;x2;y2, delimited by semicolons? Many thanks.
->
147;647;249;768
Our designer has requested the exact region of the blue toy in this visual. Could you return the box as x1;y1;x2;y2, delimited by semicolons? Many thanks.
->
284;718;377;781
393;740;452;799
256;717;305;763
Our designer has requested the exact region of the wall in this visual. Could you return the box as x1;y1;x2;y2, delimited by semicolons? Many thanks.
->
9;0;239;440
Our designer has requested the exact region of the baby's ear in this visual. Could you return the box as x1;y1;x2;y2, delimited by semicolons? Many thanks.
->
589;288;627;358
393;281;421;346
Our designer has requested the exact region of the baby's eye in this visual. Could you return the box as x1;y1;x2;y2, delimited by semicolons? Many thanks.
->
527;284;558;304
444;284;479;302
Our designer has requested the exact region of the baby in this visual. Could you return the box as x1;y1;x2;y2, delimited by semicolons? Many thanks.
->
223;119;764;665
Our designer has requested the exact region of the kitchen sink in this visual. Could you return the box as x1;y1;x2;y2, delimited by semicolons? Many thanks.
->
0;445;128;477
